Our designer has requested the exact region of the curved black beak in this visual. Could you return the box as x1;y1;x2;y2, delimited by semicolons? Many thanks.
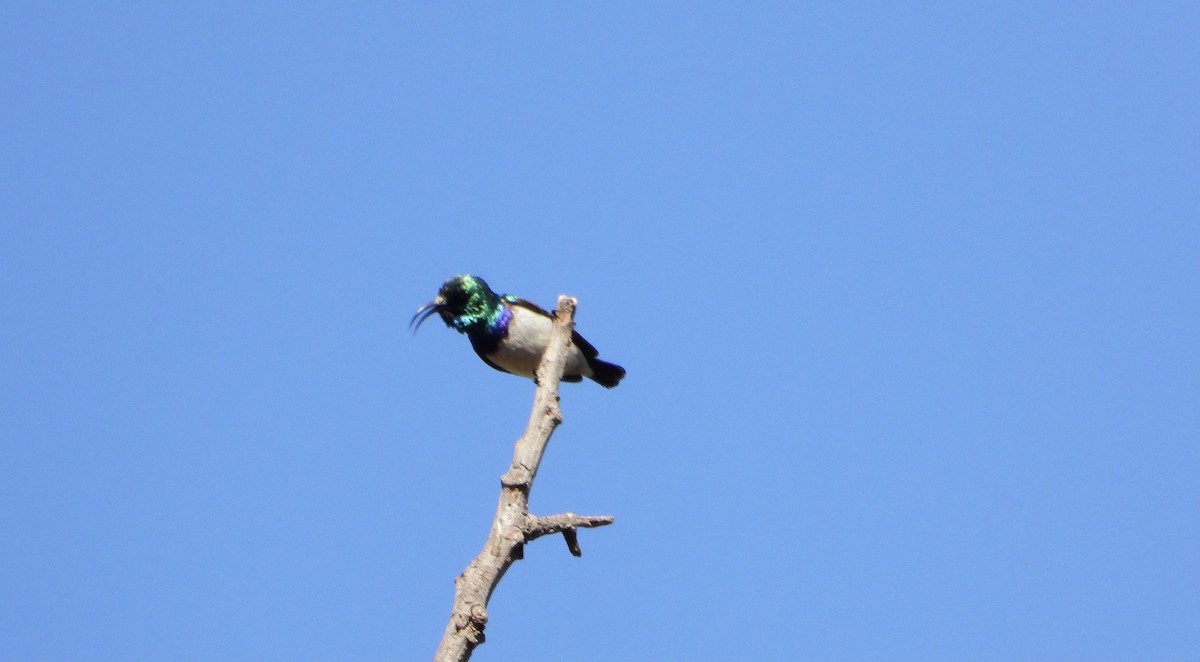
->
409;301;443;334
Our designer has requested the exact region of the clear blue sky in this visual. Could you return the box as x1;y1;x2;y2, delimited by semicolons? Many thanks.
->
2;3;1197;661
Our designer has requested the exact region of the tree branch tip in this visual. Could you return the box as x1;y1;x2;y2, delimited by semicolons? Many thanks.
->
547;513;615;527
525;513;616;538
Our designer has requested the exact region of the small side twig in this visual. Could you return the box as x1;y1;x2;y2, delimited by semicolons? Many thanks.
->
433;296;615;662
526;513;615;557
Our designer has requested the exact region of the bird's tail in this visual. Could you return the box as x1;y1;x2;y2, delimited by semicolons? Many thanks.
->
587;358;626;388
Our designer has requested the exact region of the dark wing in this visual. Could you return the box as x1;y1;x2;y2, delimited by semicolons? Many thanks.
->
467;333;517;376
570;330;599;358
508;297;553;317
509;298;600;359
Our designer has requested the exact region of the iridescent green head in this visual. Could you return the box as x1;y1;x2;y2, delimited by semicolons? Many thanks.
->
410;274;504;335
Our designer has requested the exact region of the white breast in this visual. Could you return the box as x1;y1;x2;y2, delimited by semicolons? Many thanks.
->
490;305;592;379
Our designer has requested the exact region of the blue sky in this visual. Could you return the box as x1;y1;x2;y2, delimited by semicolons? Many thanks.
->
2;3;1197;660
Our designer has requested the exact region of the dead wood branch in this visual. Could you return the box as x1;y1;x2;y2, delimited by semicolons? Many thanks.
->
433;296;614;662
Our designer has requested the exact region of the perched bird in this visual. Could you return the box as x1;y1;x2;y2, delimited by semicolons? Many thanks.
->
410;275;625;388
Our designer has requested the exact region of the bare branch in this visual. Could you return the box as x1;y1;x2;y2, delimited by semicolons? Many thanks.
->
526;513;617;539
526;513;615;557
433;296;614;662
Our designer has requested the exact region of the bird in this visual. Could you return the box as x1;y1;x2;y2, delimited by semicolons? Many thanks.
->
410;275;626;388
